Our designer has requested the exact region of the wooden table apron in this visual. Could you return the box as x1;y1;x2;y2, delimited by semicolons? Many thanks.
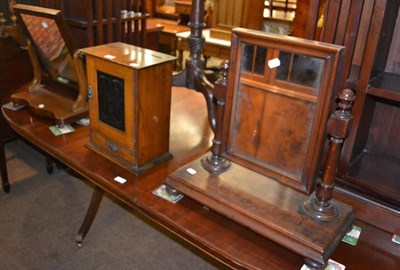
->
2;86;308;269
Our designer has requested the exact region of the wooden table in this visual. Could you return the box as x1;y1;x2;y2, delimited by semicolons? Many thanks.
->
2;86;398;269
176;29;231;69
147;18;190;70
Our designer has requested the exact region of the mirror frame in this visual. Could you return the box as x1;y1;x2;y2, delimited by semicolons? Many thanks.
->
221;28;345;193
10;4;88;126
13;4;77;88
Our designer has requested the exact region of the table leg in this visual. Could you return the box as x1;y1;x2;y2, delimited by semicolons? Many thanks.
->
176;37;183;72
45;154;54;174
75;186;104;245
0;141;10;193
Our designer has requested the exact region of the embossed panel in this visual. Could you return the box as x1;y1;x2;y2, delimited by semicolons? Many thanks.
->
97;71;125;132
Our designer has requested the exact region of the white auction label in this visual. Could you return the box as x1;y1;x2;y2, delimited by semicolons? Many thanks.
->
186;168;197;175
114;176;127;184
268;58;281;69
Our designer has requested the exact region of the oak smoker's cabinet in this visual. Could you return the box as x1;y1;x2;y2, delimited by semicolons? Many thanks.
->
78;42;176;173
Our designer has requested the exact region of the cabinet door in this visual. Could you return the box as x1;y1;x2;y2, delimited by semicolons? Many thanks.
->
222;28;345;194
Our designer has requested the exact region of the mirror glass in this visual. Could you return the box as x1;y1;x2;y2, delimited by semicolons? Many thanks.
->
10;4;88;126
230;41;325;183
18;12;77;86
275;51;323;89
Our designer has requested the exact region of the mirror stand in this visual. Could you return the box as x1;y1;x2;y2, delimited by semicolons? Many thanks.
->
10;4;88;126
166;1;356;265
11;39;88;126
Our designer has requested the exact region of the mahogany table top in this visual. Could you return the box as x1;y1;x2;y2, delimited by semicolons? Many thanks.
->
2;86;398;270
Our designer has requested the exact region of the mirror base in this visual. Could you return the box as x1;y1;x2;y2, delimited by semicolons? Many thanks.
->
11;87;88;126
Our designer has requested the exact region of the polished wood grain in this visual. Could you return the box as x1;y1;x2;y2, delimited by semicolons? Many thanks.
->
3;0;400;268
78;42;176;173
3;85;400;269
3;84;400;270
167;156;354;266
172;3;351;267
10;4;89;126
168;27;355;268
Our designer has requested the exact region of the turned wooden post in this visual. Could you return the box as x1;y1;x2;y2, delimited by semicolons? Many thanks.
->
73;51;89;112
185;0;206;90
201;60;230;173
303;88;355;221
27;40;44;92
182;0;216;131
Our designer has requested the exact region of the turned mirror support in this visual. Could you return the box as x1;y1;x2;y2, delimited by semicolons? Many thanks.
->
303;89;355;221
186;0;228;173
72;51;88;112
201;60;230;173
26;39;44;92
10;4;88;126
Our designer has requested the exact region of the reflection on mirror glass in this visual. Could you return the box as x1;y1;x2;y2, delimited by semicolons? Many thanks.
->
254;47;267;74
241;43;268;75
241;44;255;72
276;51;324;90
20;13;77;84
276;51;291;81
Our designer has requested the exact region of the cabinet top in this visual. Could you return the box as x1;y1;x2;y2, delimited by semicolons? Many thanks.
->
79;42;176;69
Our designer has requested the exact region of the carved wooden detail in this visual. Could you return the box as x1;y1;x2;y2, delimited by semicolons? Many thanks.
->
303;88;355;220
200;60;230;173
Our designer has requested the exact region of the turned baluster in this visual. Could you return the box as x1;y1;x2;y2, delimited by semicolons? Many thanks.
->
303;88;355;221
185;0;206;90
201;60;230;173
